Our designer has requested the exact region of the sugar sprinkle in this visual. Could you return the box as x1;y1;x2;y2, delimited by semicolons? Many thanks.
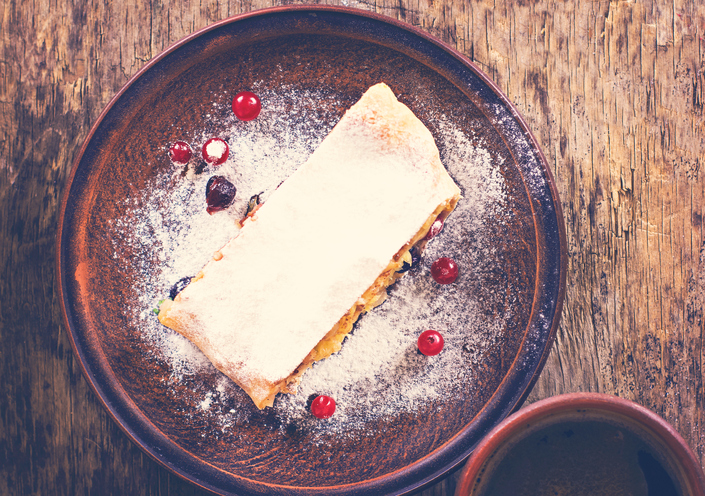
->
111;86;509;441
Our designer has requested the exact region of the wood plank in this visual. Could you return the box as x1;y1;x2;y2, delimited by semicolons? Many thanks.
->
3;0;705;493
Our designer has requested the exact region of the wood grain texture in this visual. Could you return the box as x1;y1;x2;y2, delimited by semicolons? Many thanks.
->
1;0;704;495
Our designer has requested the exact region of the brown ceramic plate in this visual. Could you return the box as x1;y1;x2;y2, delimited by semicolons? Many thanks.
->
57;6;566;496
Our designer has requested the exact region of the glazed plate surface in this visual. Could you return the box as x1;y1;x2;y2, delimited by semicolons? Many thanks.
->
58;7;566;496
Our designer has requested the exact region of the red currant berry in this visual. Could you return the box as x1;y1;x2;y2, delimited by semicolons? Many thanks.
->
310;395;336;419
418;330;444;356
232;91;261;121
169;141;192;164
202;138;229;165
425;217;445;240
430;257;458;284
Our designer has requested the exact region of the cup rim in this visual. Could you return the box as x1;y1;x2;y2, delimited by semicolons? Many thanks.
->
456;392;705;496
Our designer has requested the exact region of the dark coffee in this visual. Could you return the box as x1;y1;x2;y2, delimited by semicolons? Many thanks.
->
474;420;680;496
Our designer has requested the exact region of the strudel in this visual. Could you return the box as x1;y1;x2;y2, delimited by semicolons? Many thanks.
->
158;83;461;409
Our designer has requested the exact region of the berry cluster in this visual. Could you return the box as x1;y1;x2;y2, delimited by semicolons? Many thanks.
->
166;92;463;418
167;91;262;214
417;219;460;357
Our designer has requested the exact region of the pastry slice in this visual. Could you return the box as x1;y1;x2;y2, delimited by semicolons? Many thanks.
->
158;83;461;409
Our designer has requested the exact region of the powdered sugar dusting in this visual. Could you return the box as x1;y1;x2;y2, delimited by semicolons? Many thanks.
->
205;139;226;158
111;86;509;441
163;85;461;397
275;113;508;435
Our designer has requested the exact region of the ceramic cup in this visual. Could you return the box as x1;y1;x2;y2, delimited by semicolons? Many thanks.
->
456;393;705;496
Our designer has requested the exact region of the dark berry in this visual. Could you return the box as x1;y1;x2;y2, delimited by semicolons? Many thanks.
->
430;257;458;284
169;276;193;299
202;137;229;165
418;330;444;356
310;395;336;419
232;91;261;121
206;176;237;214
397;247;421;273
169;141;192;164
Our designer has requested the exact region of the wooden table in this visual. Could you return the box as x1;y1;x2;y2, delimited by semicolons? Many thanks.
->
2;0;704;494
